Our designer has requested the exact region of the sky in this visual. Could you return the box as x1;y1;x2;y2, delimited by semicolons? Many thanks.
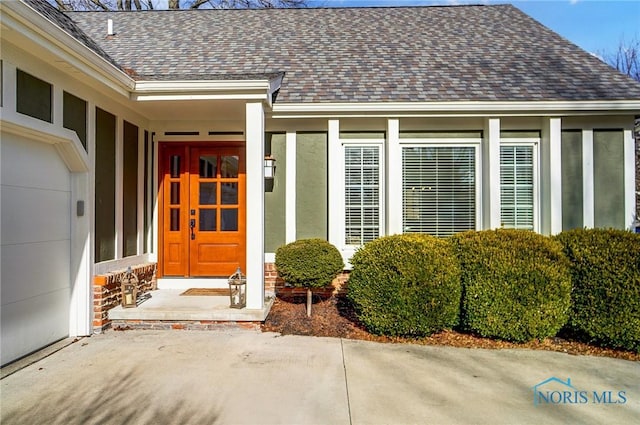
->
307;0;640;55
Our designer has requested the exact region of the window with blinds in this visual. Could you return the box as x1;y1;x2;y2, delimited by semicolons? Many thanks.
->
500;145;534;230
402;146;476;237
345;145;381;245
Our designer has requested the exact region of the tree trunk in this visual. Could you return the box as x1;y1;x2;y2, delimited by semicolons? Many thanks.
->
306;288;312;317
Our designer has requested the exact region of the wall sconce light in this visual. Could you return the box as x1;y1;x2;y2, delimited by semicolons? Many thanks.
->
264;155;276;179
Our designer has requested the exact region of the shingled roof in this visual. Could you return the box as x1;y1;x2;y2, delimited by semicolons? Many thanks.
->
39;3;640;103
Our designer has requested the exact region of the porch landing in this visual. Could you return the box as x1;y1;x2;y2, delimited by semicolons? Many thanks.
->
108;289;274;323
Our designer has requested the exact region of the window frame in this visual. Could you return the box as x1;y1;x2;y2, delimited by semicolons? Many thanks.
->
336;139;385;254
499;137;540;232
399;137;482;237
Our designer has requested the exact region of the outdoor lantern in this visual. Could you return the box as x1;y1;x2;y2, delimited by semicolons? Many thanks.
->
264;155;276;179
228;267;247;309
120;267;138;308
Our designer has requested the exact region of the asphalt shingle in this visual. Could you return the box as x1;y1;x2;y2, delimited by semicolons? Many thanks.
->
31;2;640;103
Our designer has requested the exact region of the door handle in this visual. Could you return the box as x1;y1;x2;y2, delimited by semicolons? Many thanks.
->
190;219;196;240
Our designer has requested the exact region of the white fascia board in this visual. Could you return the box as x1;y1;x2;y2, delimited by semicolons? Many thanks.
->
133;80;274;103
2;2;134;97
271;101;640;118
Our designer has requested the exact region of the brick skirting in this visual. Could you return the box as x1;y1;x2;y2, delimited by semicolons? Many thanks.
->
265;262;350;297
93;263;157;333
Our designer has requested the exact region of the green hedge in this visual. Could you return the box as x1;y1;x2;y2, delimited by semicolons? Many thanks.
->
275;239;344;288
555;228;640;352
347;234;461;337
451;229;571;342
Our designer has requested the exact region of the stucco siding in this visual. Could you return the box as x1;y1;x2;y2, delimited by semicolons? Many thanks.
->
594;130;625;229
296;132;328;240
265;133;286;252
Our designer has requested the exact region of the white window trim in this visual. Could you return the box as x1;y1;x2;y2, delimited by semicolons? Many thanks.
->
499;138;540;233
397;138;482;236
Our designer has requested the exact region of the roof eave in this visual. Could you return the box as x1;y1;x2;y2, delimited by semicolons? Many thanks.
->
270;100;640;118
3;1;134;97
133;77;282;106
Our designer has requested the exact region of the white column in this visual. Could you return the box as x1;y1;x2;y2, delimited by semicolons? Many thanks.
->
623;128;636;229
327;120;342;248
285;131;297;243
245;102;265;309
69;172;92;336
542;117;562;235
137;126;145;255
386;119;402;235
582;129;595;228
483;118;501;229
115;117;123;259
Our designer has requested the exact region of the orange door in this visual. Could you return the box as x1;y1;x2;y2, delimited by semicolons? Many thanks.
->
160;144;246;277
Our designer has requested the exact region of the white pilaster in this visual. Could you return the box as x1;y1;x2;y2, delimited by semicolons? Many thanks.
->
69;172;91;336
542;117;562;235
137;126;145;255
115;117;123;259
53;86;63;128
623;128;636;229
285;131;296;243
386;119;402;235
483;118;501;229
328;119;342;248
582;129;595;228
245;102;265;309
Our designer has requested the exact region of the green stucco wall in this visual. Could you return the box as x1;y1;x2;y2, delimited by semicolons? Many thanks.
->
265;133;287;252
561;130;584;230
594;130;625;229
296;132;328;240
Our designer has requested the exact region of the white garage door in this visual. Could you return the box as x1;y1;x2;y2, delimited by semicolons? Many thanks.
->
1;133;71;366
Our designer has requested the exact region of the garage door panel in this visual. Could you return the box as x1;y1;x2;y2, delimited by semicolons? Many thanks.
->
1;186;71;245
1;288;70;366
0;240;71;305
0;134;70;191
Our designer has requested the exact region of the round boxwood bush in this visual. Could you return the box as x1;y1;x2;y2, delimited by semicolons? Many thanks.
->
451;229;571;343
555;228;640;352
275;238;344;289
347;234;461;337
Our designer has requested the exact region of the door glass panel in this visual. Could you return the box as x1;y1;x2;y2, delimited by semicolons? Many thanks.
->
200;155;217;178
221;156;239;178
221;209;238;231
221;182;238;205
199;209;217;231
170;155;181;178
199;182;217;205
170;208;180;231
170;182;180;205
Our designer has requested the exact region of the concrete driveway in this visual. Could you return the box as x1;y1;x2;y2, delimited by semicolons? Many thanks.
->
1;330;638;424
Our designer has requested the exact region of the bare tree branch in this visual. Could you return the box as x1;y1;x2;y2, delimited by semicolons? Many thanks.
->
601;35;640;82
50;0;307;10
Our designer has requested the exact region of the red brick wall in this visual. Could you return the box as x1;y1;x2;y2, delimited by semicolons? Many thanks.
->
265;262;350;297
93;263;156;333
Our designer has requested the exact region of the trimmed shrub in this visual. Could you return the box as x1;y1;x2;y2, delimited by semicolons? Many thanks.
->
275;239;344;289
347;234;461;337
451;229;571;343
555;228;640;352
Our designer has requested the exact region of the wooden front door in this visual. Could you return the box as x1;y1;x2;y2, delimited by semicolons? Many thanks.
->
160;143;246;277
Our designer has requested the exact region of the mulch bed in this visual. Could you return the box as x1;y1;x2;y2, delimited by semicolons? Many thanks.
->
261;294;640;362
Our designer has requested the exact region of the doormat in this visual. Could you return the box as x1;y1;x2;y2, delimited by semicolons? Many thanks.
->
180;288;230;296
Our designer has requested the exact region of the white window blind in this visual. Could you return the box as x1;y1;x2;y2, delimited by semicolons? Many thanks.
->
344;146;381;245
500;145;534;230
402;146;476;237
